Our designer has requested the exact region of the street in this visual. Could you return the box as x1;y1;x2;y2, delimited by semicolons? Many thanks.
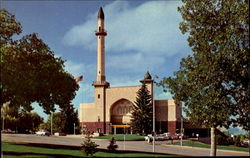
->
2;134;249;157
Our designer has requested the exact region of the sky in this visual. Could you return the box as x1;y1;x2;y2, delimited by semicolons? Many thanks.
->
2;0;246;134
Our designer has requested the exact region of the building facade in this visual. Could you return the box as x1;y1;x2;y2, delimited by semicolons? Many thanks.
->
79;8;182;135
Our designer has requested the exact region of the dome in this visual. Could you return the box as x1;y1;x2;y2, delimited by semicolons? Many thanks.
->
144;71;152;80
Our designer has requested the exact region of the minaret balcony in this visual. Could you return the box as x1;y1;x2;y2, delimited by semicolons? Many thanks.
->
95;29;107;36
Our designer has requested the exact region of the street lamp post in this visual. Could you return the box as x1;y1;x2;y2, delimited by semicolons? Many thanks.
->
2;104;6;131
153;82;155;152
152;75;158;152
74;123;76;135
51;112;53;136
2;113;4;131
181;115;183;146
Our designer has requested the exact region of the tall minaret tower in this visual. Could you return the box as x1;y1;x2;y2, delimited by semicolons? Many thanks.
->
95;7;108;84
93;7;109;134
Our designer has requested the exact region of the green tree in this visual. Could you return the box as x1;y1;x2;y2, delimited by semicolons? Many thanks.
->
46;112;64;133
18;110;44;133
81;132;99;157
1;103;43;133
38;123;46;130
1;103;19;131
131;83;153;135
0;9;79;114
159;0;249;156
60;104;79;134
45;104;79;134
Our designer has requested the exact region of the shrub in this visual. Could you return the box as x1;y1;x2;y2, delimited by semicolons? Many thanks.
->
81;133;99;157
107;137;118;152
234;135;245;147
216;135;234;145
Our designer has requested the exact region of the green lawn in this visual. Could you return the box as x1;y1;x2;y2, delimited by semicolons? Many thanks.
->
173;141;249;152
95;134;145;141
2;141;178;157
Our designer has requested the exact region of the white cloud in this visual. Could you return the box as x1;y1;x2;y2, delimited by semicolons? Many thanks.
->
107;52;165;73
64;60;95;79
62;1;189;74
63;1;185;56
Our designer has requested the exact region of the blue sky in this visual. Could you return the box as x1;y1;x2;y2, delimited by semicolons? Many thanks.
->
3;0;192;120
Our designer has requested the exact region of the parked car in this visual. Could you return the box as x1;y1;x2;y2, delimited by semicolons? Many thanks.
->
145;133;173;142
173;133;180;139
36;130;51;136
243;139;250;147
54;132;66;136
163;132;173;140
145;134;153;142
1;129;15;134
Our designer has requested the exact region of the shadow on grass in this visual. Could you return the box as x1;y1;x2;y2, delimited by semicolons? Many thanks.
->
7;142;176;156
12;142;81;150
3;151;82;158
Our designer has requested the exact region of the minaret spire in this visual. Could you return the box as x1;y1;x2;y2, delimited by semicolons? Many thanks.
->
94;7;109;87
98;7;104;19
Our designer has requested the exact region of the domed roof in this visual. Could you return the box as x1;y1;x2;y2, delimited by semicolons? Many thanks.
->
144;71;152;80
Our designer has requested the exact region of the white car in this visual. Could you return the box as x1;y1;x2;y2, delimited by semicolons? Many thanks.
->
36;130;51;136
163;132;173;140
145;134;153;142
145;133;173;142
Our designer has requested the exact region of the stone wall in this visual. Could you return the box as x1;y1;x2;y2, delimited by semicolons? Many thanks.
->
79;103;96;122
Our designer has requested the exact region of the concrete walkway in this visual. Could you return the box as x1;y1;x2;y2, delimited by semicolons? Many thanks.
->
161;143;249;156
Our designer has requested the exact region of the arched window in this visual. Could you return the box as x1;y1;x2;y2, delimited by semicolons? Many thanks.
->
111;99;133;124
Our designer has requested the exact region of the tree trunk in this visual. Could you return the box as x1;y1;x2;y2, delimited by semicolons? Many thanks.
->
210;127;217;156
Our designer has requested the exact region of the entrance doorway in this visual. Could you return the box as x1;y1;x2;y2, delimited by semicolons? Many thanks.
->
110;99;133;134
111;124;131;135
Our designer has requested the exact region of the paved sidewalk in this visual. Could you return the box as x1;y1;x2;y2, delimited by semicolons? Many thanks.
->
161;144;250;156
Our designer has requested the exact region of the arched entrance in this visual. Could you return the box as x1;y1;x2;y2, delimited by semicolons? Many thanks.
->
110;99;133;134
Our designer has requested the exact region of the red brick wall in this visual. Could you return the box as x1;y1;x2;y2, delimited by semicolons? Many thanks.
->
168;121;177;135
81;121;179;135
80;122;110;134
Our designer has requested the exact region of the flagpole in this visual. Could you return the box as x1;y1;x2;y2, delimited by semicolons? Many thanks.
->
75;75;84;135
83;82;84;103
81;77;84;135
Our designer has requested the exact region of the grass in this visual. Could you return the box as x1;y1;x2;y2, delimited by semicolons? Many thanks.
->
95;134;145;141
172;141;250;152
2;141;178;157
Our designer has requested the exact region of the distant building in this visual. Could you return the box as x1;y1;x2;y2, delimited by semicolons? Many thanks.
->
79;7;182;135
